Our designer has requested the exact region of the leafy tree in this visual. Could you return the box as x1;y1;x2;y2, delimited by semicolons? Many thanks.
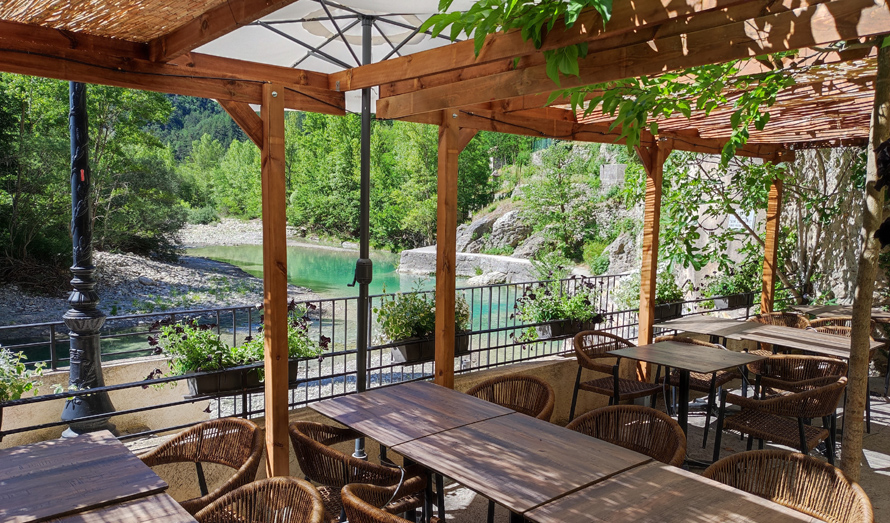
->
214;139;262;219
152;95;246;160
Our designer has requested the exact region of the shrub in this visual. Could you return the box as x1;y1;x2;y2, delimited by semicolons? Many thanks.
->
375;289;471;341
187;205;220;225
583;240;610;275
0;347;44;403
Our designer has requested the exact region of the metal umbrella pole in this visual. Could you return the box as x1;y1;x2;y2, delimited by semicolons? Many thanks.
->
351;15;374;460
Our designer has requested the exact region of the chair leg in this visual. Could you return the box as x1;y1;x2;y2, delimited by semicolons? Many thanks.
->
436;474;445;521
195;462;209;497
424;472;433;523
702;376;717;449
746;434;754;451
797;418;808;456
866;390;872;434
758;439;764;450
712;391;727;463
487;500;495;523
884;367;889;397
569;366;582;421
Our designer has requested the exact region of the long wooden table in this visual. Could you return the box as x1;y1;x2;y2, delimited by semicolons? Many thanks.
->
657;316;883;359
791;304;890;324
311;381;819;522
610;341;765;435
0;430;196;523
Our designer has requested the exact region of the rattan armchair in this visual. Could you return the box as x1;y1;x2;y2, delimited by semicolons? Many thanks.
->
811;326;876;433
342;482;439;523
466;374;555;421
195;477;326;523
140;417;264;515
703;450;873;523
654;335;742;448
747;312;811;355
712;377;847;465
808;316;876;331
569;331;663;420
748;355;848;397
289;421;426;522
566;405;686;467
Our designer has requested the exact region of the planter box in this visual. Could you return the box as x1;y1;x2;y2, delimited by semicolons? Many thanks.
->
713;293;754;310
187;368;262;396
654;303;683;321
535;320;586;340
390;333;470;364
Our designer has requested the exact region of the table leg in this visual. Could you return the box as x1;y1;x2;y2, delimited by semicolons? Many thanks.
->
509;511;524;522
678;369;690;436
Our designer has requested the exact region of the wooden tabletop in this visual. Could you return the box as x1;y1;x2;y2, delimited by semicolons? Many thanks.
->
0;431;168;523
791;304;890;323
656;316;757;340
611;341;765;374
48;494;196;523
741;325;883;359
391;413;653;514
525;462;817;523
310;380;513;447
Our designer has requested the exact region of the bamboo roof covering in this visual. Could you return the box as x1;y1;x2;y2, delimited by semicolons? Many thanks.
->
0;0;231;42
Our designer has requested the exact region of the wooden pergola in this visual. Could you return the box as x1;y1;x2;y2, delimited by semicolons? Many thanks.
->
0;0;887;476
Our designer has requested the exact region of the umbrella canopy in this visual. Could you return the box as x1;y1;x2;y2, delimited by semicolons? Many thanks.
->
197;0;474;111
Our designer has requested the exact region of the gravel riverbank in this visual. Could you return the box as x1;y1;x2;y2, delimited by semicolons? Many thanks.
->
1;219;318;326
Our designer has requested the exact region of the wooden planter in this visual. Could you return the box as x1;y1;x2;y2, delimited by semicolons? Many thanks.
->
186;367;262;396
712;293;754;310
390;333;470;364
654;303;683;321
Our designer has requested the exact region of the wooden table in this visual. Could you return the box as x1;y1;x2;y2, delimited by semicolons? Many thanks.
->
0;430;194;523
791;304;890;323
392;413;652;515
312;380;513;447
525;461;818;522
657;316;883;359
49;494;195;523
610;341;765;435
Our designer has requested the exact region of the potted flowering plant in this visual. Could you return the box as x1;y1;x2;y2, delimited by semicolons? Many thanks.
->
654;273;685;320
374;289;472;364
239;300;326;382
703;266;757;310
514;279;604;340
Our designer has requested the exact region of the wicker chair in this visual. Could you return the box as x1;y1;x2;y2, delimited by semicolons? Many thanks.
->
289;421;426;522
811;326;877;433
569;331;663;420
654;335;742;448
194;477;326;523
712;377;847;465
703;450;873;523
342;483;440;523
748;355;848;397
140;417;264;515
566;405;686;467
808;316;876;331
466;374;555;421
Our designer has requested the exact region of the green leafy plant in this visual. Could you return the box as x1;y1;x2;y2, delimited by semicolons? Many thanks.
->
514;279;603;324
240;301;326;361
612;271;685;310
375;287;471;342
149;319;248;376
0;347;44;403
703;264;759;298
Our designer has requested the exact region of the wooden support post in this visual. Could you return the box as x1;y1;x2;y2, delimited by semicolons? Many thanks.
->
760;178;783;313
637;140;670;352
434;110;462;388
260;83;289;476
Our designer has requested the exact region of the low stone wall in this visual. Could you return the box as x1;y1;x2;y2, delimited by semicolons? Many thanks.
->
399;246;535;282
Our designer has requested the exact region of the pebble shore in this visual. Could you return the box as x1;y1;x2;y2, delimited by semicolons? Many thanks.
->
1;219;316;326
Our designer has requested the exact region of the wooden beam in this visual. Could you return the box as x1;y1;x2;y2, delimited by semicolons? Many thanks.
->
434;109;461;389
149;0;302;62
332;0;788;92
376;0;890;120
261;83;289;477
638;140;672;350
458;129;479;151
0;20;343;115
760;178;783;314
218;100;263;147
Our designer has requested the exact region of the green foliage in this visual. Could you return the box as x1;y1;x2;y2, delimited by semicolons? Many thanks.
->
152;95;246;160
374;287;471;341
186;205;220;225
702;263;760;298
239;302;323;363
0;347;44;402
150;320;245;376
481;245;514;256
514;279;602;324
655;273;684;304
612;271;684;310
582;240;610;275
521;142;597;259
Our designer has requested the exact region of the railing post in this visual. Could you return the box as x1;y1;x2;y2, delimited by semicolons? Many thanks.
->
61;81;116;436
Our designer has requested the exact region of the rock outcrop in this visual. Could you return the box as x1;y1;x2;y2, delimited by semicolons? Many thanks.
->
399;246;535;283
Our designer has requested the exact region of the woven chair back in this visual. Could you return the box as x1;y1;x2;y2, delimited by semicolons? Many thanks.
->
342;483;415;523
466;374;555;421
195;477;325;523
750;312;811;329
703;450;873;523
750;355;848;382
808;317;877;331
573;330;635;373
566;405;686;467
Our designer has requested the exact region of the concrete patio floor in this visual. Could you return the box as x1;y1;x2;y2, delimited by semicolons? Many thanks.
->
430;376;890;522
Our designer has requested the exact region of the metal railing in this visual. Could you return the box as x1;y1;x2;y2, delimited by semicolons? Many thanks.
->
0;275;782;442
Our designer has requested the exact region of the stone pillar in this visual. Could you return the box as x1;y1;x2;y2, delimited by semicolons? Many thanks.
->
61;81;115;436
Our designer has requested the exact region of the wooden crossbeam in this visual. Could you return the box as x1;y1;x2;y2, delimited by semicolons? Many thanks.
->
149;0;302;62
331;0;806;92
218;100;264;147
376;0;890;120
0;20;344;115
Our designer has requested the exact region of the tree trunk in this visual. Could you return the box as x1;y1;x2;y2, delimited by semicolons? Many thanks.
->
841;43;890;481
